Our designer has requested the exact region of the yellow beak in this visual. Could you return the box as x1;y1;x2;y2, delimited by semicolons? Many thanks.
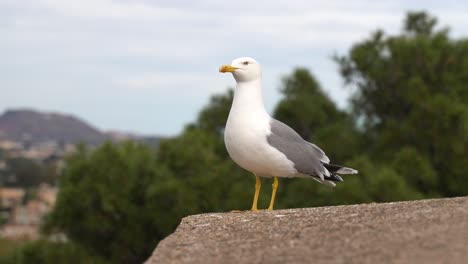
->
219;65;238;73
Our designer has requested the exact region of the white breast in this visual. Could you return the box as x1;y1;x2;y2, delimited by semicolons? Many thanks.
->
224;109;296;177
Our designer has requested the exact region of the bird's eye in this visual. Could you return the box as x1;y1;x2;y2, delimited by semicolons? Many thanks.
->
243;61;249;65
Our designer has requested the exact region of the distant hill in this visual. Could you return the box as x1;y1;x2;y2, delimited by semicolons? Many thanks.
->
0;109;161;146
104;130;161;147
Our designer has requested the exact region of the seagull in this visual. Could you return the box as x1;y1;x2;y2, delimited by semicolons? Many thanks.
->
219;57;358;211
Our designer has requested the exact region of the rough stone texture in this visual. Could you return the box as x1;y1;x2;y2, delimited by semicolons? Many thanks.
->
146;197;468;264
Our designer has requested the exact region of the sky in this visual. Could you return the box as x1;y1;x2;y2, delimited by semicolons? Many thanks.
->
2;0;468;136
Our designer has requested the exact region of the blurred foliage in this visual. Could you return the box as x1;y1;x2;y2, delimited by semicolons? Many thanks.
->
0;239;25;259
0;158;57;187
335;11;468;196
196;89;234;135
4;11;468;263
41;143;172;264
0;240;106;264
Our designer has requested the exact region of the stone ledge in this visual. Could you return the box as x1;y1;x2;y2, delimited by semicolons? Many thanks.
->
146;197;468;264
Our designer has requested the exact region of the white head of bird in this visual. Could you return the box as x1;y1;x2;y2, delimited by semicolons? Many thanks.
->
219;57;261;83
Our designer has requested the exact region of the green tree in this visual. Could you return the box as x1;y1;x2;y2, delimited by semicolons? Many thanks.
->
392;147;438;196
335;11;468;196
43;142;174;264
274;69;346;139
4;158;47;187
196;89;234;135
0;240;106;264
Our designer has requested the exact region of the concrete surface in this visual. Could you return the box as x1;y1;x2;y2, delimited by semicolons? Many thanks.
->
146;197;468;264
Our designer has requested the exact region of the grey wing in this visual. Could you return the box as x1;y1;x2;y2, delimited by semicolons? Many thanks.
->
267;119;330;179
308;142;330;163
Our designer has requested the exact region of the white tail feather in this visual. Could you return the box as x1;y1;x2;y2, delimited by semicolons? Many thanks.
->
324;181;336;187
312;177;336;187
336;167;358;174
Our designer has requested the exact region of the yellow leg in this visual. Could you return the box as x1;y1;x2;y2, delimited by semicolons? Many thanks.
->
251;175;261;211
268;177;279;210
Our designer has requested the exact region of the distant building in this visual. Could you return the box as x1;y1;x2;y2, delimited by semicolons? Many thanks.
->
36;184;57;208
0;184;58;240
0;187;25;226
0;187;25;208
9;200;47;226
0;140;23;151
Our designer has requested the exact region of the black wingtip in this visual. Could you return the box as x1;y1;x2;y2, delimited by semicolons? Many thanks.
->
326;173;343;182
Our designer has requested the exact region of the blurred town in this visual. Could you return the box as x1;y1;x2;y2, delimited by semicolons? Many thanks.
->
0;138;66;240
0;109;159;242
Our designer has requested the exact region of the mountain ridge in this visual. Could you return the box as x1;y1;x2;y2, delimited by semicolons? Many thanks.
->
0;109;161;145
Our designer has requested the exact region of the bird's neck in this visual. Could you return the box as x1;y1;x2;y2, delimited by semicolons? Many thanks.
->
232;80;268;116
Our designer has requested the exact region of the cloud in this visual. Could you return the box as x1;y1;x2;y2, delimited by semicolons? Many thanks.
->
114;71;231;94
37;0;184;20
2;0;468;134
